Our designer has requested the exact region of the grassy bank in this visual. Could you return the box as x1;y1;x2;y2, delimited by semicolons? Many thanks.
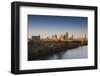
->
28;41;87;60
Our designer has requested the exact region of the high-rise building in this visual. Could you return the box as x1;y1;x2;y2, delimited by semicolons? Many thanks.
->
59;34;65;41
65;32;68;40
32;35;40;41
85;34;87;39
71;34;73;40
83;34;87;41
52;35;57;40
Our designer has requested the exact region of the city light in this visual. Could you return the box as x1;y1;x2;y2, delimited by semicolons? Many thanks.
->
28;32;87;42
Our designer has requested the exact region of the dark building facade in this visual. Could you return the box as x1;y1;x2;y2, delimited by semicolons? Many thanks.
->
32;36;40;41
65;32;68;40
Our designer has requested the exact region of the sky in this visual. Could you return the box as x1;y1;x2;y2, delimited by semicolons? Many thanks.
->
28;15;88;39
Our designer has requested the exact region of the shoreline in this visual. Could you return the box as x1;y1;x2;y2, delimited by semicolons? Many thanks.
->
28;41;87;60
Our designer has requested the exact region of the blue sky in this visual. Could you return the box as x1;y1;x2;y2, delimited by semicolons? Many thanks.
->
28;15;88;39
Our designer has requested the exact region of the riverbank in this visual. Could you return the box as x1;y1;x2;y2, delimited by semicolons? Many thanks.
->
28;40;87;60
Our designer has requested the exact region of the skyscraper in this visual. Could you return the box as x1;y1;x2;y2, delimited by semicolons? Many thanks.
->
85;34;87;39
71;34;73;40
32;35;40;41
65;32;68;40
52;35;57;40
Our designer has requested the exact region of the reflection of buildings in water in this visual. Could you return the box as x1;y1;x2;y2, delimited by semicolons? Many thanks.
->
57;52;64;59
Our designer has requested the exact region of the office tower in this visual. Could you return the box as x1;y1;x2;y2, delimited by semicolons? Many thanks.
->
65;32;68;40
32;35;40;41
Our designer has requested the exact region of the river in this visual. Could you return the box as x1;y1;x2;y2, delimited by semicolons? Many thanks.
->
47;46;88;60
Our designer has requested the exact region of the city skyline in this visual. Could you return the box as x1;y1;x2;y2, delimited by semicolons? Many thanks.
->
28;15;88;39
28;32;87;42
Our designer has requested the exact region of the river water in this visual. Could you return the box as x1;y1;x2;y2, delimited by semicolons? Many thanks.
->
48;46;88;60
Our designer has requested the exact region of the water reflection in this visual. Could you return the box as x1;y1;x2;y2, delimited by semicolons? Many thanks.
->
31;46;88;60
48;46;88;60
